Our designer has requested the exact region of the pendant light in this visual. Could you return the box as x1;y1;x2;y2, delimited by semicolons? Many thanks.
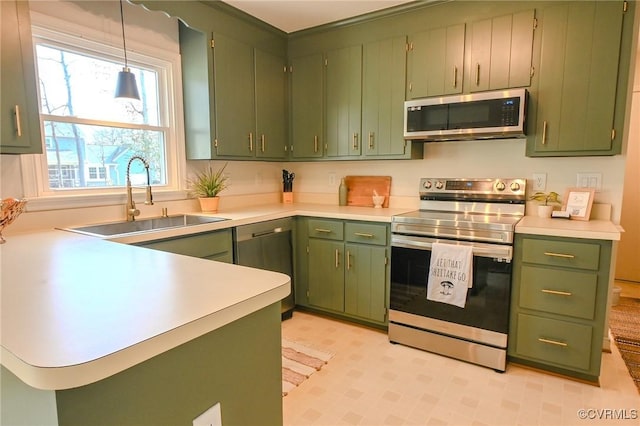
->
114;0;140;100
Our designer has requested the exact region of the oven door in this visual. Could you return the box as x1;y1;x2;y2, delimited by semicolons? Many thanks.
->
390;235;513;348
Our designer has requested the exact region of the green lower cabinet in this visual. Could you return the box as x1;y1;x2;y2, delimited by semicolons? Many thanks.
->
508;234;612;382
308;238;345;312
345;243;387;323
297;217;389;326
135;229;233;263
515;313;593;371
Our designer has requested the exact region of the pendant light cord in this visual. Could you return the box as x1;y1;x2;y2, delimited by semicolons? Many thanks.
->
119;0;129;69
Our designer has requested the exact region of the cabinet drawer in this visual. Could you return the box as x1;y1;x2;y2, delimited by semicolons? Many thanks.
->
140;229;232;261
308;219;343;240
519;265;598;320
521;238;600;270
515;313;593;371
345;222;388;246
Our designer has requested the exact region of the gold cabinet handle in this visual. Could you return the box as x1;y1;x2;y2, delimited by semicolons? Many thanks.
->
314;228;332;233
368;132;374;149
249;132;253;152
538;337;568;347
14;105;22;137
541;289;573;297
544;252;575;259
353;133;358;150
335;248;340;268
314;135;318;153
542;121;548;145
346;250;351;270
453;66;458;88
261;134;265;152
354;232;374;238
475;63;480;86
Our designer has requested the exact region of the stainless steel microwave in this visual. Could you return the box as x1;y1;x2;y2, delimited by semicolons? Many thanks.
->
404;88;527;141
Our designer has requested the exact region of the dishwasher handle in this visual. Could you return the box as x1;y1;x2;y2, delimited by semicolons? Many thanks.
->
252;227;284;238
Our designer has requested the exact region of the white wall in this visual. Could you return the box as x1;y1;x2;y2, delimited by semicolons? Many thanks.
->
1;0;637;231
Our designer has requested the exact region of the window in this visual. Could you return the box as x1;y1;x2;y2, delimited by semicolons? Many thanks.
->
24;17;184;207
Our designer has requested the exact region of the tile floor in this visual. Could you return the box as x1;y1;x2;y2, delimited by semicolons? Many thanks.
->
282;311;640;426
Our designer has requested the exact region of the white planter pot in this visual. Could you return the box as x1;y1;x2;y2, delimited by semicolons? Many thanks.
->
537;205;554;218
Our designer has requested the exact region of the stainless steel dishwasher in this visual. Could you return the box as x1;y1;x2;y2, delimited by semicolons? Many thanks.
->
233;218;294;319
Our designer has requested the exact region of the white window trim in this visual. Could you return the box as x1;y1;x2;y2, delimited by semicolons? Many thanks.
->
21;11;188;212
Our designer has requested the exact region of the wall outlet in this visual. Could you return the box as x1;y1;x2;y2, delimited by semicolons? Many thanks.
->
576;172;602;191
532;173;547;191
193;403;222;426
328;172;336;186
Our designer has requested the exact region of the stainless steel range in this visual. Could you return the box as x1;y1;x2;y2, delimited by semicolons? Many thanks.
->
389;177;526;371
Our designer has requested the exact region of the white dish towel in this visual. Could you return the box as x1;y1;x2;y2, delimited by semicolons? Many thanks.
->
426;242;473;308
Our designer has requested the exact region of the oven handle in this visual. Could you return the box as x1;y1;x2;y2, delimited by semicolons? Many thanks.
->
391;234;512;262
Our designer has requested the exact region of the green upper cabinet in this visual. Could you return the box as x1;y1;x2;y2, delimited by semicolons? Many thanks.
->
467;10;535;92
325;45;362;158
363;36;419;158
212;33;255;158
407;24;465;98
179;23;216;160
290;53;324;158
254;49;288;159
179;24;287;160
527;1;628;156
1;0;43;154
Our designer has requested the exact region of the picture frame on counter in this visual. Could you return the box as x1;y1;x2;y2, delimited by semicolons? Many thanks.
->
562;187;595;221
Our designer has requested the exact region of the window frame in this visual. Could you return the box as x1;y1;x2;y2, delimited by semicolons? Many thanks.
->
21;12;187;211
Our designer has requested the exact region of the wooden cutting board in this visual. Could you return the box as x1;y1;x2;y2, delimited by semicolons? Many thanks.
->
344;176;391;208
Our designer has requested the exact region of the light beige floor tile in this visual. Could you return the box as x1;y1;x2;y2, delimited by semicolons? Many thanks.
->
282;311;640;426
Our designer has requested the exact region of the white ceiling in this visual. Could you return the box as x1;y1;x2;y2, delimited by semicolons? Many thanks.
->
222;0;416;33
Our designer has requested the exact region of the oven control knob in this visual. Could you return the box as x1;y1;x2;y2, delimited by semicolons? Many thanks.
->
435;181;444;189
495;181;506;191
510;182;521;192
423;180;432;189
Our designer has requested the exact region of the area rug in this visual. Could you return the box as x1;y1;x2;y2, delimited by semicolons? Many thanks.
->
608;296;640;393
282;339;333;396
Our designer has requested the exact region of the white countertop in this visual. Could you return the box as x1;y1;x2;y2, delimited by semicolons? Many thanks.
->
516;215;622;241
0;231;290;390
1;202;620;391
1;203;407;391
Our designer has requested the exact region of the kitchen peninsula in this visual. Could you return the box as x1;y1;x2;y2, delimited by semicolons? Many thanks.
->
0;230;290;425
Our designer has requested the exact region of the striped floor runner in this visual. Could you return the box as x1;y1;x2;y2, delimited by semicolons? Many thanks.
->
282;339;333;396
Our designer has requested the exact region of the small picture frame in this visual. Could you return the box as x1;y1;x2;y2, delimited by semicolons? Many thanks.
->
562;188;595;221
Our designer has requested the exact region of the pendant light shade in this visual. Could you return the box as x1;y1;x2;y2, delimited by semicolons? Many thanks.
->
115;0;140;100
115;67;140;100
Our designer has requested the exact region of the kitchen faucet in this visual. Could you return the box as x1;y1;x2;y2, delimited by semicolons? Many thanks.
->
125;156;154;221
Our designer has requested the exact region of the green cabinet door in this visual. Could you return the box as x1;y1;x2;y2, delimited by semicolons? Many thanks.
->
325;45;362;158
179;23;216;160
528;1;625;156
212;33;255;158
290;53;324;158
362;36;415;158
345;243;387;323
468;10;535;92
255;49;288;159
308;239;345;312
1;0;43;154
137;229;234;263
407;24;465;98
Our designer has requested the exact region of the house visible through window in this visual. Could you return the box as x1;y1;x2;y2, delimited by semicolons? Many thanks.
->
33;28;173;193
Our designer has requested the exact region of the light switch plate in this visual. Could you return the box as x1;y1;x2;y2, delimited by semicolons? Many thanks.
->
576;172;602;191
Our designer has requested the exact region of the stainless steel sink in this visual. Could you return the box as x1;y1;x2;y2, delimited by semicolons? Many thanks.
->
62;214;228;237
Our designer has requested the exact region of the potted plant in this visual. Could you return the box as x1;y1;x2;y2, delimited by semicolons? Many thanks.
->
529;191;560;218
187;163;229;213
